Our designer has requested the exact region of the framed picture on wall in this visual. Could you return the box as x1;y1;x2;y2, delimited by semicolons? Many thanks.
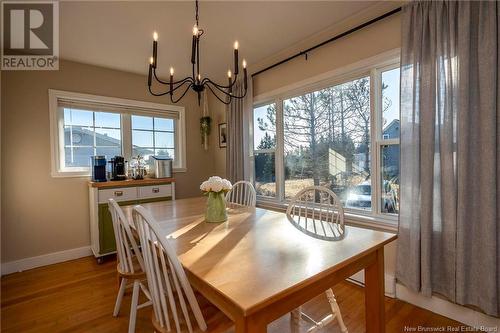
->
218;123;227;148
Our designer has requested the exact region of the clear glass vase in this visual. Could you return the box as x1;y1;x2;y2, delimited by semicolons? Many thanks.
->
205;191;228;223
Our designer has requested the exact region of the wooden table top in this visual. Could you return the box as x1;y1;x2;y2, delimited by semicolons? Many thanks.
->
123;196;397;316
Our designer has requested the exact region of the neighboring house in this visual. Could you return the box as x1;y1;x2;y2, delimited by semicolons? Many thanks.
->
381;119;400;177
64;127;153;167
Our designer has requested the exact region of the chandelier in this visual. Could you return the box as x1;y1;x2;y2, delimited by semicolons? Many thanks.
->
147;0;248;105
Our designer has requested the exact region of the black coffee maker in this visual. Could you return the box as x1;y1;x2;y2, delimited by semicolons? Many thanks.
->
109;156;127;181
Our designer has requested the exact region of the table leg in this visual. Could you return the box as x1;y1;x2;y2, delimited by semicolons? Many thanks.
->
365;248;385;333
235;315;267;333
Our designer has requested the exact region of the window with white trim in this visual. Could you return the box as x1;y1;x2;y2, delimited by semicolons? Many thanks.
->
49;90;186;177
251;58;400;223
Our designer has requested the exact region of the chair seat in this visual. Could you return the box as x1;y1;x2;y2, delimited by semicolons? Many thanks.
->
117;255;146;279
152;292;233;333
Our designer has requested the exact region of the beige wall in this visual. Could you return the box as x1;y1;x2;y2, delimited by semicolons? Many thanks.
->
1;60;217;263
253;14;401;97
208;93;227;178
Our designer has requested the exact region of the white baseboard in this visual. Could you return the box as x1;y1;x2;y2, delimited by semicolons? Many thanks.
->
396;283;500;329
347;270;396;298
1;246;92;276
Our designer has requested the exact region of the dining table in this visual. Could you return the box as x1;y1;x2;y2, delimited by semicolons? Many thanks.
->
123;196;397;333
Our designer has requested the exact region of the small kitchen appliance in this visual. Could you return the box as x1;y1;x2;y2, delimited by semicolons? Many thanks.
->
149;156;173;178
91;156;107;182
109;156;127;181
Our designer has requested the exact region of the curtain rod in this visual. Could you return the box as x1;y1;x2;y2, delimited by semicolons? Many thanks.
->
251;7;402;78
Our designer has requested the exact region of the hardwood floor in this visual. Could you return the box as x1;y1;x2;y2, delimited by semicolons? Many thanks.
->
1;256;465;333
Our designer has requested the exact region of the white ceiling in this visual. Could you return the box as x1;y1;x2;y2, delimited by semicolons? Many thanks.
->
60;1;384;81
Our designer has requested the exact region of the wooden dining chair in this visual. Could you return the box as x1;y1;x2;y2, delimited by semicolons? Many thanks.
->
108;199;152;333
225;180;256;207
133;205;233;333
286;186;348;333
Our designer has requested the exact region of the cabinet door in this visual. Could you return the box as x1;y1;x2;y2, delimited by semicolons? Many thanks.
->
98;204;116;255
97;200;137;255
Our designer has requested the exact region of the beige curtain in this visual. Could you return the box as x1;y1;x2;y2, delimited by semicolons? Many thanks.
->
397;0;500;317
226;80;252;183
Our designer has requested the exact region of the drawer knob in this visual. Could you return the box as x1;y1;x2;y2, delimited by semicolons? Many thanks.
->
114;191;123;197
152;188;160;193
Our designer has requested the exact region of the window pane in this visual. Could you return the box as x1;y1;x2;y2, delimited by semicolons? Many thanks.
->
132;130;153;147
254;152;276;197
283;76;372;212
155;148;174;159
95;128;121;147
381;68;400;139
253;104;276;149
64;147;93;167
96;146;121;159
132;147;154;160
155;118;174;131
64;126;94;146
154;132;174;148
131;115;153;130
381;144;399;214
64;108;93;126
95;112;120;128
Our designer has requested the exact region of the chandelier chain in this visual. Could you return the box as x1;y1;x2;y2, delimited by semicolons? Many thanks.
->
195;0;199;27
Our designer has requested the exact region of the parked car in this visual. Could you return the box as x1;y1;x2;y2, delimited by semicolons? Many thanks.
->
345;181;397;213
345;181;372;210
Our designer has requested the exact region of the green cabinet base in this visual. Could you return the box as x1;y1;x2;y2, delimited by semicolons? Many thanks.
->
97;196;172;255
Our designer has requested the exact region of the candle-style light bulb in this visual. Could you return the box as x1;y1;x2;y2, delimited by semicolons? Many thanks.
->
228;69;233;93
152;32;158;68
169;67;174;96
233;41;239;75
191;26;198;64
197;74;201;82
150;57;154;65
242;59;248;90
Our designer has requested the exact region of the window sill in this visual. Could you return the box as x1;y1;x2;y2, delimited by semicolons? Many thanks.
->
256;198;398;234
51;167;187;178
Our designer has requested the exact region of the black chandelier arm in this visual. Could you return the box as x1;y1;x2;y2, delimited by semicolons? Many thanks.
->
205;82;232;105
148;84;172;97
170;82;193;104
204;79;247;99
153;68;192;85
201;74;239;89
149;77;194;96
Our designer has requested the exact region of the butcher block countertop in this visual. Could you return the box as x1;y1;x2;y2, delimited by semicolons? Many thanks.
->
88;177;175;188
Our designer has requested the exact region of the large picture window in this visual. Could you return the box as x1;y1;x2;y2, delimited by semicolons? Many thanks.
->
251;58;400;223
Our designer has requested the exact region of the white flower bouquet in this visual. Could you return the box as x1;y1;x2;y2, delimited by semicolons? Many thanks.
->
200;176;232;194
200;176;232;223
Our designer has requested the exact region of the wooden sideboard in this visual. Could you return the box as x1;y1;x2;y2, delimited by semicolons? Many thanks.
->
88;178;175;263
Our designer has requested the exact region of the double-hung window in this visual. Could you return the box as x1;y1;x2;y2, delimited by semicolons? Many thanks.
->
50;90;186;177
251;55;400;225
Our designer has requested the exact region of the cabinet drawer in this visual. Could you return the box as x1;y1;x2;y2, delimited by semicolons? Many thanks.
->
98;187;137;203
138;184;172;199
